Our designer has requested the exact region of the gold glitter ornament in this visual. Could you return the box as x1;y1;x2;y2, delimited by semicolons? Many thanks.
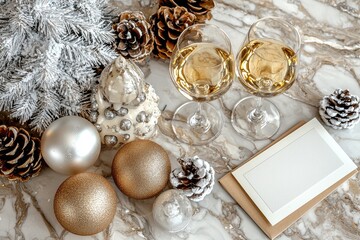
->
112;140;171;199
54;173;117;236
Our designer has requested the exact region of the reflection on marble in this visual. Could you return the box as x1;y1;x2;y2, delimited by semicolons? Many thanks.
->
1;0;360;239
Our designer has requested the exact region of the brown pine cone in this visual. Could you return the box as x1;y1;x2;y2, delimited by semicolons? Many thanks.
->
319;89;360;129
170;156;215;202
113;11;154;62
0;125;43;182
159;0;215;23
150;6;196;59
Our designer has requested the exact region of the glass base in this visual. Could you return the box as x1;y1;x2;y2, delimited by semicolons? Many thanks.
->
172;102;223;145
231;96;280;140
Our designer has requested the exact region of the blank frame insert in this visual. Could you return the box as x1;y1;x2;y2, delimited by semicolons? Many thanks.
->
232;118;357;226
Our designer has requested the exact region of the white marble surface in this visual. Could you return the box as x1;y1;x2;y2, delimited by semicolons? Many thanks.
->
1;0;360;239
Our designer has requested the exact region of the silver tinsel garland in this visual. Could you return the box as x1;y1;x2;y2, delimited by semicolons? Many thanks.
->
0;0;118;132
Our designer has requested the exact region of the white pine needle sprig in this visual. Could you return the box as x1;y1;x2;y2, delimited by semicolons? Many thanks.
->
0;0;119;132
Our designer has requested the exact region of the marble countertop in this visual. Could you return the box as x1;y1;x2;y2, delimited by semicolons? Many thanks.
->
1;0;360;239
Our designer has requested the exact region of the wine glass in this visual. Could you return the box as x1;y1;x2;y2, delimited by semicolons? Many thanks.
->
231;17;301;140
169;24;234;145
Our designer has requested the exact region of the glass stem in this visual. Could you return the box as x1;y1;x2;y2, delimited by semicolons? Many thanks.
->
188;102;211;134
248;97;266;124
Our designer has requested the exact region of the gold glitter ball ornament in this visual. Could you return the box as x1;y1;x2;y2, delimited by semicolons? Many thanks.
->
112;140;171;199
54;173;117;236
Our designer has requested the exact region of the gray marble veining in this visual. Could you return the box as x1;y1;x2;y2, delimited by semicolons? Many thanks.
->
1;0;360;239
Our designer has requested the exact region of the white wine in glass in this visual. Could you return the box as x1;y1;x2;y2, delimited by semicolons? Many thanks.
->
231;17;301;140
169;24;234;145
238;38;297;97
172;42;233;102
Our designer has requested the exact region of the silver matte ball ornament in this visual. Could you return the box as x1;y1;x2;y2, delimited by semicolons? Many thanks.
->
41;116;101;175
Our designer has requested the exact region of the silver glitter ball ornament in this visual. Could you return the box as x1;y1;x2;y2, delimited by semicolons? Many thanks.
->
131;92;147;107
94;124;102;132
104;108;116;120
89;111;99;123
104;135;118;146
123;134;130;141
138;92;146;102
136;111;147;123
153;189;192;233
116;107;128;116
41;116;101;175
120;119;132;131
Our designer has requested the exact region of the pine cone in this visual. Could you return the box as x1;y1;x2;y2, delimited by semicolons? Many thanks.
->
0;125;43;182
159;0;215;23
319;89;360;129
170;156;215;202
150;6;196;59
113;11;154;62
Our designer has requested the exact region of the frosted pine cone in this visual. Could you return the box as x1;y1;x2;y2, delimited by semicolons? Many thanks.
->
150;6;196;59
113;11;154;62
159;0;215;23
319;89;360;129
170;156;215;202
0;125;43;182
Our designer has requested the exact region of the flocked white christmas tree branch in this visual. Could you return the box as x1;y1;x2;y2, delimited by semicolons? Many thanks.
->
0;0;118;132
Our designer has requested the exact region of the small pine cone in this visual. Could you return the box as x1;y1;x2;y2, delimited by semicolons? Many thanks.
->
319;89;360;129
150;6;196;59
0;125;43;182
170;156;215;202
113;11;154;62
159;0;215;23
